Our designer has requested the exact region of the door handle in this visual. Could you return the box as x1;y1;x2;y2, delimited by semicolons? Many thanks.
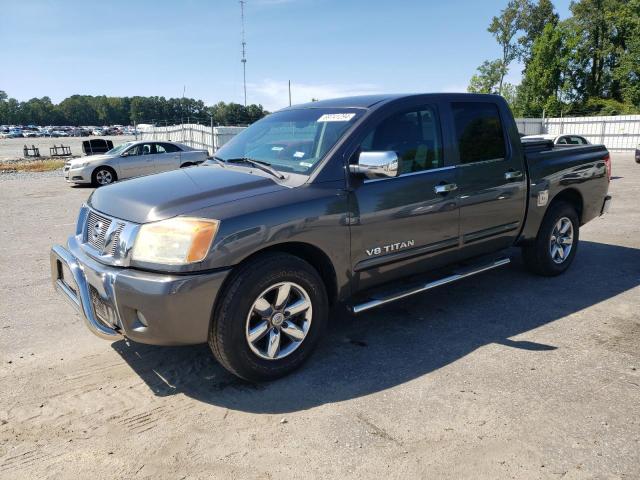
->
434;183;458;194
505;170;523;180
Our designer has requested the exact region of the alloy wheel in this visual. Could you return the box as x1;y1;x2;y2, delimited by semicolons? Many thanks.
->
96;170;113;185
549;217;574;264
245;281;312;360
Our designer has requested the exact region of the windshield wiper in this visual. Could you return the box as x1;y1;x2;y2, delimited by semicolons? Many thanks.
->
221;157;286;180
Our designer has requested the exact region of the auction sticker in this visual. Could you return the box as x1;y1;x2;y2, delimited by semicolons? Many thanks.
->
317;113;356;122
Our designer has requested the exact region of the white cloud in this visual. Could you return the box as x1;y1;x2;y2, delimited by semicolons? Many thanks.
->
248;79;382;110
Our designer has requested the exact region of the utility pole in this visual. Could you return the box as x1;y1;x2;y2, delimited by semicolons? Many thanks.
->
288;80;292;107
240;1;247;106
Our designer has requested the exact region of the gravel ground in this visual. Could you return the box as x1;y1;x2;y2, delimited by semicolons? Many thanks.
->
0;153;638;479
0;135;136;161
0;168;65;181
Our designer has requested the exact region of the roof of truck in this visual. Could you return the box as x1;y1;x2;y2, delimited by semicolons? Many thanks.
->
289;92;503;110
290;95;403;109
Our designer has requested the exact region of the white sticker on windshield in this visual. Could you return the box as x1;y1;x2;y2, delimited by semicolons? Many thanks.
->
317;113;356;122
293;151;305;158
271;146;284;151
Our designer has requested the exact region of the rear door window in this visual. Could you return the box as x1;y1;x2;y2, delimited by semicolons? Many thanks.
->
162;143;181;152
452;102;506;163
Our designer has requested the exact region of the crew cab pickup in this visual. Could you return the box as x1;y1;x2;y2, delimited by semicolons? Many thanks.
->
50;94;612;381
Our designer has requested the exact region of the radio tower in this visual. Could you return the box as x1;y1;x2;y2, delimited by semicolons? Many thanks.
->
240;0;247;106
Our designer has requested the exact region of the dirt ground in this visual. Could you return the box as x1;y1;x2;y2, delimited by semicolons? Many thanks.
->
0;154;638;479
0;136;136;161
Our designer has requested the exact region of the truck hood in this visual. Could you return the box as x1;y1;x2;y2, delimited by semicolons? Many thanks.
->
88;165;287;223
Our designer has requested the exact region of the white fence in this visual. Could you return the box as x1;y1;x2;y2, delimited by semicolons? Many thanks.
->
515;115;640;151
139;124;246;154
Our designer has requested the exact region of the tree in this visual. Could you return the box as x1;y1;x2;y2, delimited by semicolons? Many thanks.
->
517;0;559;64
468;59;505;94
518;22;566;116
488;0;524;94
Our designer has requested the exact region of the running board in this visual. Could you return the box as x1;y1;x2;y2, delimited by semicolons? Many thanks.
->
351;257;511;314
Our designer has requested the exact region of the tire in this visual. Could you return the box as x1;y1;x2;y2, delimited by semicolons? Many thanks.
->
91;167;117;186
209;253;328;381
522;201;580;276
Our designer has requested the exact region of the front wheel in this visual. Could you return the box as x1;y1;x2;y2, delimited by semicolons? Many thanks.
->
209;253;328;381
522;201;580;276
92;167;117;186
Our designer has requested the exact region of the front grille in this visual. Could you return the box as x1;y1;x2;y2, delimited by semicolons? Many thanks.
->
110;223;125;255
86;211;112;251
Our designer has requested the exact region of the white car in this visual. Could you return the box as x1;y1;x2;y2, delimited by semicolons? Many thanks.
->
521;133;591;145
64;140;209;186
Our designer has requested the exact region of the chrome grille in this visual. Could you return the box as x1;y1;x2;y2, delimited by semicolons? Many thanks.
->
86;211;112;251
110;223;125;255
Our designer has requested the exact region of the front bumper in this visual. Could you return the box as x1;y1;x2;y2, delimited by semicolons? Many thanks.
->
64;165;93;184
50;237;230;345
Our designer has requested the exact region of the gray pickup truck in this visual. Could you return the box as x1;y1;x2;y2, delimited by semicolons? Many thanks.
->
51;94;611;381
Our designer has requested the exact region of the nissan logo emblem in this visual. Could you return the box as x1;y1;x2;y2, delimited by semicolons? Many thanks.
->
92;221;103;240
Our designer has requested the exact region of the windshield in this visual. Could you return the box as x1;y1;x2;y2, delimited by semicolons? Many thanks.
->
106;142;134;156
211;108;363;174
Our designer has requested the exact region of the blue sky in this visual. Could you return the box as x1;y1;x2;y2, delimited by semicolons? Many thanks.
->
1;0;572;111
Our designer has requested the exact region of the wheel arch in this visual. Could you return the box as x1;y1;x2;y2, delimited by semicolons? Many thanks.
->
92;164;118;182
222;241;339;307
549;188;584;224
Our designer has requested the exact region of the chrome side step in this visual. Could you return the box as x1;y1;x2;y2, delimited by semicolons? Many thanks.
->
351;257;511;314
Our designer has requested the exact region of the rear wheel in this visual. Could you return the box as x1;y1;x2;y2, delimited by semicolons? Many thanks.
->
522;201;579;276
209;253;328;381
92;167;117;186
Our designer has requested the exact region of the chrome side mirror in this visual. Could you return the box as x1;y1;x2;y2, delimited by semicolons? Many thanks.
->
349;151;399;179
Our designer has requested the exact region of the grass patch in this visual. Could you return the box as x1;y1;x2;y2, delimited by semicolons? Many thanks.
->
0;159;65;173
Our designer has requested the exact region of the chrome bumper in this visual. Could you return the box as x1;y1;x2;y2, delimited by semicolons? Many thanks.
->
50;238;230;345
51;244;120;339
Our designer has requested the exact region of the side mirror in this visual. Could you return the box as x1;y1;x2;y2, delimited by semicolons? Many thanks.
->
349;151;399;179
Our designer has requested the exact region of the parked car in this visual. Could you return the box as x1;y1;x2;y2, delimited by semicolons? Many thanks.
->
63;140;208;185
92;128;105;136
4;129;24;138
23;130;40;138
635;143;639;163
50;93;611;381
522;133;590;145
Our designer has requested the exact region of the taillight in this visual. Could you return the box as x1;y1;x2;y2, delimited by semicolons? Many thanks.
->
603;154;611;181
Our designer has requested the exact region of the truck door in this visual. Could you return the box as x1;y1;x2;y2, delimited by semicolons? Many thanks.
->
349;103;460;292
449;101;527;255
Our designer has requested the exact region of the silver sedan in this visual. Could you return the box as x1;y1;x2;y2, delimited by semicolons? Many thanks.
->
64;140;209;186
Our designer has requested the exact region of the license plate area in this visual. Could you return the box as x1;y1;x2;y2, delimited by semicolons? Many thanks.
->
89;285;118;328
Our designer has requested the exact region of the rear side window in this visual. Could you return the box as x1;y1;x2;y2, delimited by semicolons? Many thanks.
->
162;143;181;152
452;102;506;163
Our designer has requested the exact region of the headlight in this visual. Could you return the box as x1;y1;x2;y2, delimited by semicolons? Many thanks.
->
131;217;220;265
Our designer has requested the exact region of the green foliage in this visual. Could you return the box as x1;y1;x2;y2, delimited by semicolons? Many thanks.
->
472;0;640;116
468;60;505;94
0;92;268;126
488;0;523;93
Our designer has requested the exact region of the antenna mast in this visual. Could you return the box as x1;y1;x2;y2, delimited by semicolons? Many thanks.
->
240;0;247;106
